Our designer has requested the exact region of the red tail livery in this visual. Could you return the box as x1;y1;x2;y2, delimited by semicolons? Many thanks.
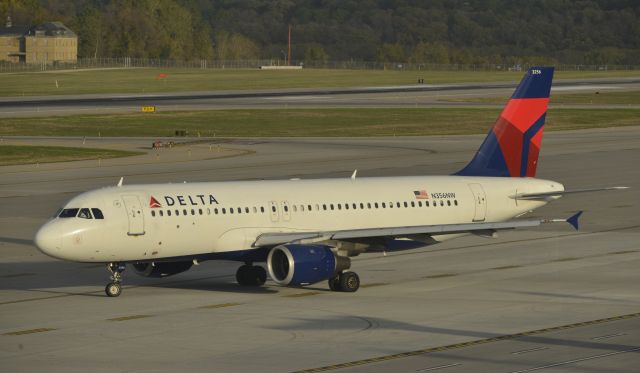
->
456;67;554;177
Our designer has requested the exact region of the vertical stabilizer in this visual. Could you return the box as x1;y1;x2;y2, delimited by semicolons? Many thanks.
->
456;67;554;177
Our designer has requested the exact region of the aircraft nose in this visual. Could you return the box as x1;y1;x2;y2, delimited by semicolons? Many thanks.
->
34;223;63;258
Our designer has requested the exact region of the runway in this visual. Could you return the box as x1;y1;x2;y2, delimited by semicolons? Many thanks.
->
1;77;639;117
1;127;639;372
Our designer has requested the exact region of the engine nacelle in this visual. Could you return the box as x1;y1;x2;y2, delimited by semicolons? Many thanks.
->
133;261;193;278
267;244;350;286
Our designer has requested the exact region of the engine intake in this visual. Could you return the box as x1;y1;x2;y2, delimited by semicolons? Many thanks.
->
133;261;193;278
267;244;350;286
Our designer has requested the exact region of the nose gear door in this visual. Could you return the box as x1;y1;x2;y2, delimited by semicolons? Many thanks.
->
122;195;145;236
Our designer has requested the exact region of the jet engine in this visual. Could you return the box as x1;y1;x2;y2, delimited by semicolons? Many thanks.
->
267;244;350;286
133;261;193;278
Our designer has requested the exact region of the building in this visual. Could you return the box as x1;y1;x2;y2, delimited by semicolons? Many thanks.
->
0;17;77;64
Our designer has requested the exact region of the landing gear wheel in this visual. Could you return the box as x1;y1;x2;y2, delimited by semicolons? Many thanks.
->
105;282;122;297
236;265;267;286
328;276;340;291
338;271;360;292
105;262;125;297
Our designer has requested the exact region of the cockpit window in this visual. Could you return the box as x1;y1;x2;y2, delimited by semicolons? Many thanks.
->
58;208;79;218
91;208;104;219
78;208;93;219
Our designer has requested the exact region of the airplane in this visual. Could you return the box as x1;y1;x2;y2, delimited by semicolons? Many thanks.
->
34;66;627;297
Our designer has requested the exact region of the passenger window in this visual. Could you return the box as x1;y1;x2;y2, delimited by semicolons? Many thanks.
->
253;207;257;213
345;204;349;210
440;201;444;206
245;207;249;213
360;203;364;209
183;209;187;215
284;206;288;212
337;204;341;210
418;201;422;207
300;205;305;212
199;209;203;215
58;208;79;218
237;207;242;214
447;200;451;206
374;203;378;208
411;201;415;207
309;205;313;211
151;211;156;217
191;209;195;215
352;203;356;209
230;208;234;214
176;209;180;215
168;210;172;216
260;206;265;213
159;210;164;217
222;208;226;214
323;204;327;210
382;203;386;208
454;200;458;206
78;208;92;219
91;208;104;219
214;208;219;214
426;201;430;207
271;206;276;213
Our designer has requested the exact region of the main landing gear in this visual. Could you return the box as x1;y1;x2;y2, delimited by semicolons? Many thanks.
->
328;271;360;292
105;262;125;297
236;264;267;286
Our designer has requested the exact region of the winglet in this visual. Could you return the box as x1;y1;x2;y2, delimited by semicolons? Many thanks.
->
566;211;583;230
117;177;123;187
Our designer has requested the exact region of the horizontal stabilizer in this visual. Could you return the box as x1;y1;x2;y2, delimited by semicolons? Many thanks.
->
511;186;629;200
566;211;583;230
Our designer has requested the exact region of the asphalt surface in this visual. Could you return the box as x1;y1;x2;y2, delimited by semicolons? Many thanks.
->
1;127;639;372
1;78;639;117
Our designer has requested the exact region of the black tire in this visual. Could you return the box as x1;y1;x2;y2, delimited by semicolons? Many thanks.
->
236;265;266;286
236;265;251;286
328;276;340;291
105;282;122;297
252;266;267;286
339;272;360;292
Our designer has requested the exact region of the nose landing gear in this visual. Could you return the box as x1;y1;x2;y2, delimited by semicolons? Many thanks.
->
105;262;125;297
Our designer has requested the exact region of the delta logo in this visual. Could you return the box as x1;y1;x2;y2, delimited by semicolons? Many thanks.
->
149;194;219;208
150;196;162;208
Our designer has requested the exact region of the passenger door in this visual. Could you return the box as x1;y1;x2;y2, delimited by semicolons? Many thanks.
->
122;195;145;236
468;183;487;222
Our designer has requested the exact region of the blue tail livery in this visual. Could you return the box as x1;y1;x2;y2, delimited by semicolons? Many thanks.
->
456;67;554;177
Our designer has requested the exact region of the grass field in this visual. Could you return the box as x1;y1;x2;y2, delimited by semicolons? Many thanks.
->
0;145;143;166
441;90;640;105
1;68;638;97
0;108;637;137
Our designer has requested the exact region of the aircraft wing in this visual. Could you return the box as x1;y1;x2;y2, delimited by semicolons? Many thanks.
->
252;212;582;248
511;186;628;200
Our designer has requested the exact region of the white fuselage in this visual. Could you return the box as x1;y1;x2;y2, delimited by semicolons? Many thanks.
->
35;175;563;263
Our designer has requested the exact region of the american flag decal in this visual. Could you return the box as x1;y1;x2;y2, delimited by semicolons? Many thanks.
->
149;196;162;208
413;190;429;199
